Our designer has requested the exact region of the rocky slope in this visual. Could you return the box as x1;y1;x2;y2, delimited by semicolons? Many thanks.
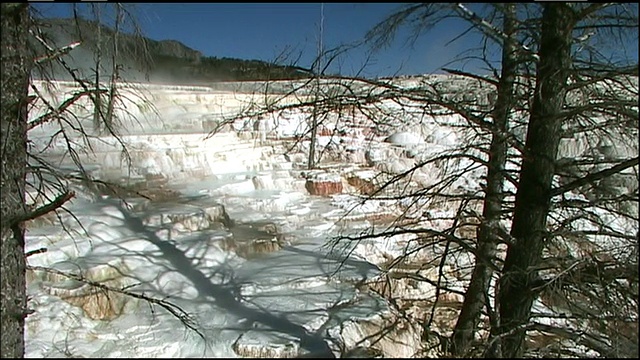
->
32;17;309;83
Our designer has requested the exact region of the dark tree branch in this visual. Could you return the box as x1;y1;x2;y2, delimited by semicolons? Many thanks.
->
551;157;639;197
12;191;75;226
443;67;499;86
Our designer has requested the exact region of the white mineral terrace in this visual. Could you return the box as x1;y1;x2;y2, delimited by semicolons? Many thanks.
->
23;79;637;358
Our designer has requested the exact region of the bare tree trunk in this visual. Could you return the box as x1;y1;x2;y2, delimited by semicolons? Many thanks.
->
308;3;324;170
92;4;103;133
308;104;318;169
105;4;122;127
451;3;517;355
488;4;575;358
1;3;31;358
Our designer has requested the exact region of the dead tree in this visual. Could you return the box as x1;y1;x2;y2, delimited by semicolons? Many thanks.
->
2;4;205;357
1;3;33;357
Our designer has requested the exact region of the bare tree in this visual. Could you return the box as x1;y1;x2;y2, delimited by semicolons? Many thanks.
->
451;3;518;355
486;3;638;357
352;3;529;356
487;4;577;356
1;3;202;357
307;3;324;170
1;3;33;358
302;2;638;358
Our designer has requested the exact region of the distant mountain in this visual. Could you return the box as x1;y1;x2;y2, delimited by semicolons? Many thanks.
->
31;17;312;84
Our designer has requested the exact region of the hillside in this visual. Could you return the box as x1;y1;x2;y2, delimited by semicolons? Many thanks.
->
31;17;311;84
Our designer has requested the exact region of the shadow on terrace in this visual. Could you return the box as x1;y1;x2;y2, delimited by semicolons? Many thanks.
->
81;196;385;357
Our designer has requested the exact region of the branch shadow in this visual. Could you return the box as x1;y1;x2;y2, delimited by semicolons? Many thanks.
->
86;196;383;357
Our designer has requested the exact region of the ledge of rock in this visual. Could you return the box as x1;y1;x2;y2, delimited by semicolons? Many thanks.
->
306;180;343;196
327;306;423;358
346;176;376;196
222;237;282;259
142;202;231;236
384;131;424;147
304;172;344;196
222;221;284;258
37;258;132;320
232;331;302;358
